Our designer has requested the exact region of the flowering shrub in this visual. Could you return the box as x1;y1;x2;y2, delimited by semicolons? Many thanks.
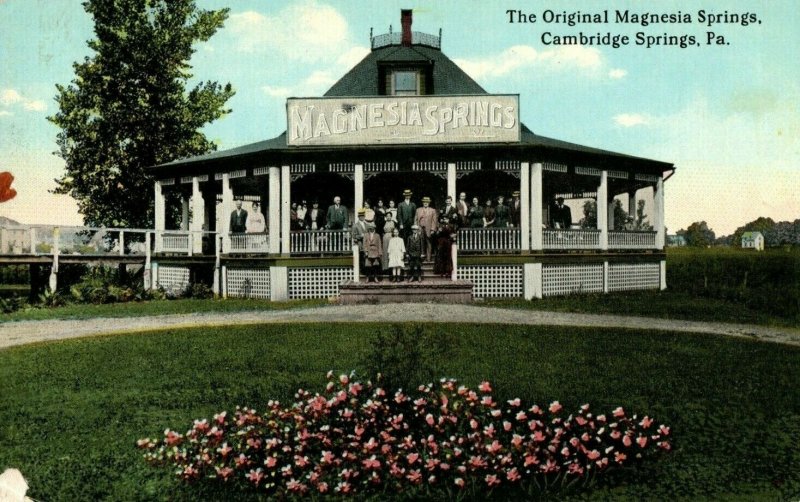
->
138;373;671;498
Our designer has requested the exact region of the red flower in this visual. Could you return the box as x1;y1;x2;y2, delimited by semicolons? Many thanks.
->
478;381;492;393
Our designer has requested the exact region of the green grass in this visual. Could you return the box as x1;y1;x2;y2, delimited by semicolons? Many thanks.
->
0;297;327;322
487;289;797;327
1;323;799;500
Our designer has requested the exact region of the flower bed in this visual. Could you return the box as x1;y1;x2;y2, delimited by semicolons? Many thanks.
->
139;372;671;497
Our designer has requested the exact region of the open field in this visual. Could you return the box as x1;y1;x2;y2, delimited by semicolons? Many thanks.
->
1;323;799;500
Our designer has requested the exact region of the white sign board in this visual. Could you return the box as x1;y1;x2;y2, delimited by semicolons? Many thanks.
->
286;95;520;146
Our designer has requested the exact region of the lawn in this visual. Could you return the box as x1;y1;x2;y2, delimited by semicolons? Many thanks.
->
1;323;799;500
0;297;327;322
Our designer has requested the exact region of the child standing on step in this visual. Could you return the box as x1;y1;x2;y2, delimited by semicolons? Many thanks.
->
387;228;406;282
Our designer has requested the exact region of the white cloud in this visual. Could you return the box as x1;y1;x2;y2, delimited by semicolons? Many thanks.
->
608;68;627;79
262;85;292;98
228;1;350;62
454;44;605;81
0;89;23;106
1;88;47;112
22;100;46;112
613;113;650;127
0;110;12;117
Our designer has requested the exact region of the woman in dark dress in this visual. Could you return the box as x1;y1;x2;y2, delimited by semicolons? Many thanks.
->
434;220;454;277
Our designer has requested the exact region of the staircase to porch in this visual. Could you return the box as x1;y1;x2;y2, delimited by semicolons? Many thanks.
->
341;260;473;304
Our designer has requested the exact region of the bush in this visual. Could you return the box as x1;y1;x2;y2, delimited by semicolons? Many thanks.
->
0;295;25;314
139;373;671;498
361;324;458;392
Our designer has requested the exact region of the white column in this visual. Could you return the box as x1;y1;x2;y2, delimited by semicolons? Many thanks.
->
212;234;222;295
270;266;289;301
280;165;291;255
520;162;530;252
29;227;37;255
598;170;608;251
268;166;281;255
191;177;204;254
628;191;637;221
49;227;60;292
354;164;364;213
180;197;189;231
221;173;233;252
447;162;456;200
119;230;125;256
655;177;665;249
154;181;165;252
524;262;542;299
660;260;667;290
352;245;360;283
143;232;152;290
530;162;543;251
603;261;610;293
221;265;228;298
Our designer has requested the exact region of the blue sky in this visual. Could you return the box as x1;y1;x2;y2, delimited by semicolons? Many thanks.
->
1;0;798;235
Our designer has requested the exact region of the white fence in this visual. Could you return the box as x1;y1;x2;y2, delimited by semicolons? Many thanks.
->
543;229;601;250
457;228;520;253
608;231;656;249
0;225;152;256
229;233;269;254
290;229;352;255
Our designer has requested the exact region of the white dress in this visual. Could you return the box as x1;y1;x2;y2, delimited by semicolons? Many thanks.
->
387;236;406;268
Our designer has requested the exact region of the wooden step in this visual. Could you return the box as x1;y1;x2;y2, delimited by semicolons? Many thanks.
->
339;279;473;304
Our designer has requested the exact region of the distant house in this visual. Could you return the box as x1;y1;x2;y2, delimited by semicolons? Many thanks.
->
741;231;764;251
667;234;686;247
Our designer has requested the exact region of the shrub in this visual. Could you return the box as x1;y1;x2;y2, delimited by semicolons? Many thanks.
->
139;373;671;498
361;324;458;392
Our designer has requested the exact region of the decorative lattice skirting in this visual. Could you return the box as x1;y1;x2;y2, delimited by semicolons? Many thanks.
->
156;265;190;295
608;263;660;292
226;268;271;299
289;267;351;299
457;265;523;298
542;264;604;296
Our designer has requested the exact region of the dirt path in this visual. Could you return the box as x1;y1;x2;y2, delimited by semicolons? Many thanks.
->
1;303;799;350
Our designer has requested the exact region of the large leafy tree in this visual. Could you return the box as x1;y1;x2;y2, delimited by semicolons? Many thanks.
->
678;221;716;247
49;0;234;228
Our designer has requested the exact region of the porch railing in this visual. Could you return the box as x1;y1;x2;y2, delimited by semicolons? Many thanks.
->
543;229;601;250
229;233;269;254
0;225;154;256
608;230;657;249
290;229;352;255
457;227;520;253
161;231;191;253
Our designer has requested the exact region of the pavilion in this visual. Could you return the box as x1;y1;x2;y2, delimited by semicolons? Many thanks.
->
145;10;673;301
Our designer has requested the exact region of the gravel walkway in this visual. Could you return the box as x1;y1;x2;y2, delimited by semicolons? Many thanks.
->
2;304;799;350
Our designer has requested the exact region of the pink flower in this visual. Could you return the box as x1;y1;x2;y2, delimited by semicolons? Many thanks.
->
516;411;527;422
511;434;523;447
247;468;264;485
321;450;334;464
612;406;625;418
354;425;365;436
235;454;250;469
615;451;627;463
524;454;539;467
636;436;648;448
479;381;492;393
407;469;422;484
561;447;571;457
362;456;381;470
454;477;465;488
407;452;419;465
339;374;349;385
507;398;521;407
215;466;233;481
568;463;584;475
317;481;329;493
549;401;562;414
587;449;601;460
348;382;362;396
622;435;633;448
503;420;512;431
265;456;277;468
658;424;671;435
470;419;479;430
213;411;227;425
532;430;545;442
486;440;502;455
575;416;587;426
640;416;653;429
506;467;521;482
426;413;435;426
481;396;494;407
485;474;500;487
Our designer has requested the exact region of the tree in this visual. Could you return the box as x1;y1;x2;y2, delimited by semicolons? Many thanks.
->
678;221;716;247
578;199;628;230
634;200;652;230
48;0;235;228
731;217;775;247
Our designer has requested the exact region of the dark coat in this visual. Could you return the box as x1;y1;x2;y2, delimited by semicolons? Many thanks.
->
326;204;348;230
397;200;417;229
230;209;248;233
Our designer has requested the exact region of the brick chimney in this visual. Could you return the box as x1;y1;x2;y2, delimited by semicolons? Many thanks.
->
401;9;412;47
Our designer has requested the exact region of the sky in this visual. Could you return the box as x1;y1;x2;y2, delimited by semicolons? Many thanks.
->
0;0;798;235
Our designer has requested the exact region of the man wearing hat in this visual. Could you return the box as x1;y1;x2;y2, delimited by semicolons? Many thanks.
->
440;195;459;230
363;223;383;282
406;224;424;282
326;196;348;230
415;196;439;261
397;189;416;241
351;207;368;252
495;195;510;228
509;191;521;227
